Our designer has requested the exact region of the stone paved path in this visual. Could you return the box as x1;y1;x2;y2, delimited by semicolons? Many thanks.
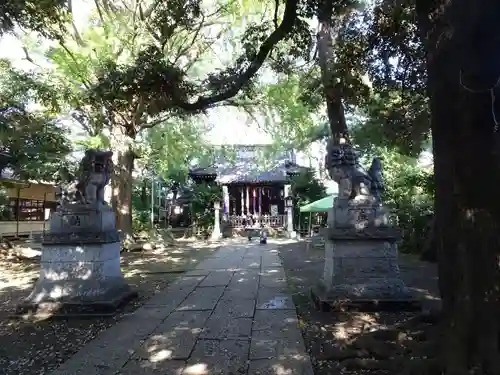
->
49;240;314;375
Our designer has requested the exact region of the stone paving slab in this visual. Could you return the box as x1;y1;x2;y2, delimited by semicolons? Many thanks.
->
198;271;234;287
184;339;250;375
134;310;212;360
194;258;231;270
176;286;226;311
259;276;288;289
143;276;205;307
256;288;295;310
47;240;313;375
252;310;304;339
248;357;314;375
240;257;262;269
121;359;186;375
223;284;259;299
200;316;253;339
223;271;260;299
231;270;260;287
250;338;307;360
184;270;211;276
214;296;256;318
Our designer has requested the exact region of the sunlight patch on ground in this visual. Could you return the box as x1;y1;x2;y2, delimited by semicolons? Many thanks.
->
184;363;208;375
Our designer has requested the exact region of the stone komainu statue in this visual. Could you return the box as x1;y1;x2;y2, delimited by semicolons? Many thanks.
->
75;149;114;205
325;139;384;202
57;149;114;207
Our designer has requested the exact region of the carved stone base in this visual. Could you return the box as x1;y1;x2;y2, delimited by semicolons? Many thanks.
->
315;229;420;312
16;241;137;317
310;282;420;312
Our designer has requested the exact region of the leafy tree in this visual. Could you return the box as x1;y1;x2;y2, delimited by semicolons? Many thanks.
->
290;169;327;231
290;169;326;206
191;183;221;236
357;145;433;254
0;59;71;181
261;74;329;150
0;0;68;37
16;0;305;235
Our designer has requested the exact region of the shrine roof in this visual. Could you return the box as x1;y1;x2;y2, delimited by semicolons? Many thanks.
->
189;160;308;184
188;144;309;183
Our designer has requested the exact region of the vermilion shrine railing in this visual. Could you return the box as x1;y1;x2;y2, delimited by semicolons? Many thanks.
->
228;215;286;228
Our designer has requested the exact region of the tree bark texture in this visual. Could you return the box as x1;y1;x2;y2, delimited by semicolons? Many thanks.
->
316;1;349;142
416;0;500;373
110;125;135;237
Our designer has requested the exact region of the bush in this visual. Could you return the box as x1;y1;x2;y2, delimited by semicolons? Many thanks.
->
362;147;435;256
132;210;151;234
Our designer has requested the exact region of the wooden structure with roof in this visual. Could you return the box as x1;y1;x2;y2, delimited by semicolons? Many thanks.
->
189;145;308;228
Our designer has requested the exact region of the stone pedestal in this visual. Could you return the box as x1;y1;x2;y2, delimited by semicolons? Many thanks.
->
17;204;137;316
211;202;222;241
311;198;420;311
286;208;296;238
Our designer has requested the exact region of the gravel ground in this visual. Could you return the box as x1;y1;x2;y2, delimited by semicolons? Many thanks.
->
0;241;219;375
278;241;441;375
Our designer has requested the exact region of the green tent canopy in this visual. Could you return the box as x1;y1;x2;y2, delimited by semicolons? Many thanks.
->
299;194;337;213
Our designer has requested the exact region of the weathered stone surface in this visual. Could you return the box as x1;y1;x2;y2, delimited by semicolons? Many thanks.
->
200;316;253;339
135;311;211;360
143;289;192;308
261;253;282;268
143;276;204;307
171;276;207;289
126;306;175;321
220;270;260;299
184;270;211;277
49;207;116;234
260;268;286;279
223;284;259;300
320;237;415;303
177;286;225;311
120;359;186;374
49;315;159;374
198;271;234;287
259;273;287;289
46;241;314;375
18;161;136;316
248;357;314;375
256;289;294;310
252;310;303;339
184;339;249;375
195;258;234;270
214;297;256;318
230;270;260;285
250;338;307;360
240;257;261;269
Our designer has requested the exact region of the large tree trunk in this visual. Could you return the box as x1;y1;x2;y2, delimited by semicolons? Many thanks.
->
316;2;349;141
416;0;500;373
110;125;135;237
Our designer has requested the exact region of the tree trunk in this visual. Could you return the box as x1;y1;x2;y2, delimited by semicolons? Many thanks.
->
110;125;135;237
140;179;148;207
416;0;500;373
420;215;436;262
316;2;349;142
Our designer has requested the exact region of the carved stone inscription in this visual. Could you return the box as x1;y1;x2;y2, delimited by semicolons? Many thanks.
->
60;212;94;232
67;215;81;227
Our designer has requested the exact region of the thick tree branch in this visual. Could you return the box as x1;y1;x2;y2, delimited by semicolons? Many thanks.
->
274;0;280;29
180;0;298;112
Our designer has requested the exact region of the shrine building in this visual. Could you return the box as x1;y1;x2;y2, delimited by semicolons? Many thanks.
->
188;145;308;228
